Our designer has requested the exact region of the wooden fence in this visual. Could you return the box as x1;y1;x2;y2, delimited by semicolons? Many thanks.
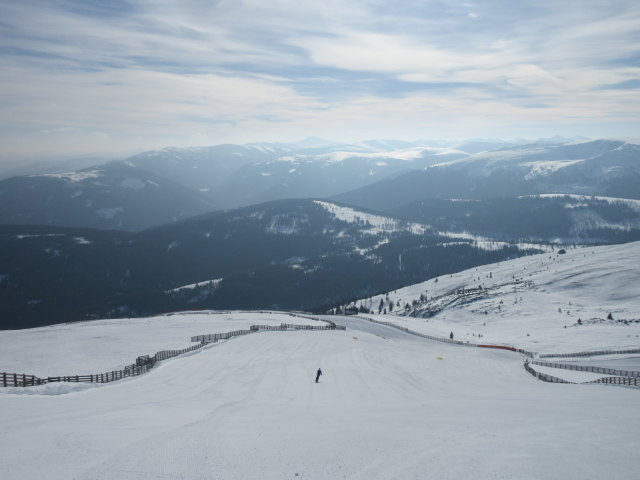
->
355;315;638;390
1;341;205;387
2;373;46;387
2;316;345;388
585;376;640;387
191;320;345;343
524;362;640;389
538;348;640;359
532;360;640;378
523;362;572;384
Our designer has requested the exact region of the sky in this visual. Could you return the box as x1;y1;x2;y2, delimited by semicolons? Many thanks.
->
1;0;639;160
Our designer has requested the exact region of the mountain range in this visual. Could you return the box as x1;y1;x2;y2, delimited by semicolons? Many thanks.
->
1;137;639;329
334;140;640;211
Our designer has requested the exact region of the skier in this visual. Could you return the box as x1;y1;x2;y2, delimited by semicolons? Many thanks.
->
315;368;322;383
449;331;454;340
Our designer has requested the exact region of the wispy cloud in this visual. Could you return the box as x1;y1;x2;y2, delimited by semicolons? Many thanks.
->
1;0;639;158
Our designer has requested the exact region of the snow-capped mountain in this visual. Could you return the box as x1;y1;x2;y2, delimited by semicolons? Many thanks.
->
211;145;466;209
124;144;284;203
126;140;466;210
0;161;215;230
0;140;466;229
4;138;637;231
334;140;640;211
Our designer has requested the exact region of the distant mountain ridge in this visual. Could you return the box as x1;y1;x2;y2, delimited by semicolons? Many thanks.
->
0;140;466;230
3;137;636;231
333;140;640;212
0;162;215;230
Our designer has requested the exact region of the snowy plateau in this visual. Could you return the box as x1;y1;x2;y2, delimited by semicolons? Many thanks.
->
1;242;639;479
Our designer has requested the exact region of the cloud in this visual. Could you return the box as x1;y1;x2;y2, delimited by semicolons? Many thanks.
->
1;0;640;158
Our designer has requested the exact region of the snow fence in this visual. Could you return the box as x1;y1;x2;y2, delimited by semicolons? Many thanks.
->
538;347;640;359
531;360;640;378
1;315;345;388
355;316;639;390
524;361;640;388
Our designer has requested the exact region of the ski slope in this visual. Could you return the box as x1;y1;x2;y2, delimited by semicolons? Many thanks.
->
0;311;321;377
356;241;640;355
1;313;639;479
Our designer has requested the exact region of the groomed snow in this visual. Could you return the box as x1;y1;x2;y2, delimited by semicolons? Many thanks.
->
1;315;638;479
0;312;320;377
2;242;640;479
355;241;640;355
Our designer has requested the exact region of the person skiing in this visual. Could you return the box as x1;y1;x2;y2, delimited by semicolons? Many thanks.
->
315;368;322;383
449;331;454;340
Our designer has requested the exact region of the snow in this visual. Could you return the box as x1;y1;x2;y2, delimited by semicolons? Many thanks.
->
266;213;309;235
73;236;92;245
0;312;319;377
96;207;123;219
315;200;427;235
167;241;180;251
166;278;223;293
2;242;640;479
34;170;104;182
527;193;640;212
16;233;65;239
1;313;639;479
523;159;584;179
437;230;556;252
355;241;640;355
270;146;461;165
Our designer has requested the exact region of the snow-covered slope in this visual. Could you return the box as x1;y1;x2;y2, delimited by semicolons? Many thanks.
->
0;311;319;377
1;312;639;479
353;241;640;354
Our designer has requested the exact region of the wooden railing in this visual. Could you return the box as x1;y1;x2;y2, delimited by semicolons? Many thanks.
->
532;360;640;378
523;362;571;384
585;376;640;387
2;373;46;387
538;348;640;359
1;342;205;387
191;319;344;343
2;316;345;388
523;362;640;389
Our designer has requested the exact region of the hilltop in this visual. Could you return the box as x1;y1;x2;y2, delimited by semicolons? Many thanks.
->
352;241;640;354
